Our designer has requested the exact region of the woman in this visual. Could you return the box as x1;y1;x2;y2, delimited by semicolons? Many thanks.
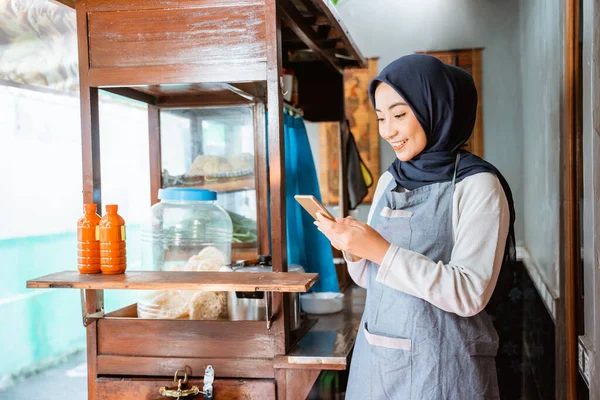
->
315;54;515;399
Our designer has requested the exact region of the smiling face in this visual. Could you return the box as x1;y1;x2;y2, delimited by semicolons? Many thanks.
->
374;82;427;162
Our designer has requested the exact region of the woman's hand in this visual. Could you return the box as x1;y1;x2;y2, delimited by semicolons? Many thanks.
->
314;214;391;265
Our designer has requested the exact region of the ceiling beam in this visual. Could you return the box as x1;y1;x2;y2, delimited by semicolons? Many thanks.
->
296;0;322;17
278;0;341;74
309;0;366;68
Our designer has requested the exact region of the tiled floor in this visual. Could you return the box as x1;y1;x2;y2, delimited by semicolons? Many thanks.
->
0;352;86;400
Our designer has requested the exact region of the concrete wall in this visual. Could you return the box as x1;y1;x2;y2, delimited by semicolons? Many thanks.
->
517;0;563;294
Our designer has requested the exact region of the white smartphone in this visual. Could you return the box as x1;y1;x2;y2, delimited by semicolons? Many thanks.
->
294;195;335;221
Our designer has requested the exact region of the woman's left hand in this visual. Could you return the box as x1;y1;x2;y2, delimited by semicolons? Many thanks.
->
315;214;391;265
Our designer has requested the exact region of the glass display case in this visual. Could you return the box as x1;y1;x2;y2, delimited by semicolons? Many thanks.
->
159;106;259;260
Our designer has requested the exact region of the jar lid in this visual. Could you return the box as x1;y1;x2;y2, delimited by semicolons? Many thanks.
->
159;188;217;201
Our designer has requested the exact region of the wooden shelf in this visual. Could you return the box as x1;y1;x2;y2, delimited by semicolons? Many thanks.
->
103;83;267;108
27;271;318;292
180;176;256;193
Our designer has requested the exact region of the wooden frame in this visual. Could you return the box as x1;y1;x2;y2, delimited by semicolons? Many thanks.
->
562;0;580;399
576;0;600;397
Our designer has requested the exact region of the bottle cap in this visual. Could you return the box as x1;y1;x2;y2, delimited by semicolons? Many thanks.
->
106;204;118;213
84;204;97;213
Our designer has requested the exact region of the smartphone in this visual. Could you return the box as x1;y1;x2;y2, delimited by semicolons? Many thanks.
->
294;195;335;221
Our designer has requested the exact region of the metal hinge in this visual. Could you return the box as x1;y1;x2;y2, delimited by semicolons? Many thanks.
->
578;336;591;387
265;291;274;330
80;289;104;327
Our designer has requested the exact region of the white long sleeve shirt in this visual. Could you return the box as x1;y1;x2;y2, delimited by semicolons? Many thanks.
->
345;171;510;317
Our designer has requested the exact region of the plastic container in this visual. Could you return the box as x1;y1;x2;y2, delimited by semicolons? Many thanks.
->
300;292;344;314
77;204;101;274
99;204;126;275
138;188;233;320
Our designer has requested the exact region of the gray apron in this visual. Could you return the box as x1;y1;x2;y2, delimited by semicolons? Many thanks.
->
346;155;500;399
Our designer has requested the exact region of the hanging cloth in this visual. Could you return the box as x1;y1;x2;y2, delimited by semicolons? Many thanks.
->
342;120;373;209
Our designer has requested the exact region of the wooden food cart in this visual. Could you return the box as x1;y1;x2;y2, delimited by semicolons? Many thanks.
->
27;0;366;398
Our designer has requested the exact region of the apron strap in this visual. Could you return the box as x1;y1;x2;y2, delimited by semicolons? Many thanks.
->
451;153;461;188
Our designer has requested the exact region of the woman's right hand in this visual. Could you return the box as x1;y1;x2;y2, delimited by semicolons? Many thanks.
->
315;214;390;265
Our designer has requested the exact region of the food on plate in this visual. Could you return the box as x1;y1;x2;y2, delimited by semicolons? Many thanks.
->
185;155;232;177
184;153;255;178
139;247;229;320
228;152;254;173
188;291;227;320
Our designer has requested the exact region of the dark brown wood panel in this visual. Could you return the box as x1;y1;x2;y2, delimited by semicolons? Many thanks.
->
563;0;579;398
97;355;275;378
27;270;318;292
96;377;276;400
97;318;275;358
85;0;264;12
104;303;137;318
79;86;102;206
284;369;320;400
157;96;253;109
111;82;266;101
54;0;74;9
136;83;223;97
87;6;266;69
87;63;267;87
101;88;156;105
265;0;289;356
253;102;270;256
148;105;161;206
86;290;101;400
77;0;101;206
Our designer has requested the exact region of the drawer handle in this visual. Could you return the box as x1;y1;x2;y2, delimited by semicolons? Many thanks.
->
159;385;200;398
159;368;214;399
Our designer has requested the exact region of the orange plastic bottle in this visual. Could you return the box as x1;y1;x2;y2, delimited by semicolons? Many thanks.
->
77;204;101;274
99;204;127;274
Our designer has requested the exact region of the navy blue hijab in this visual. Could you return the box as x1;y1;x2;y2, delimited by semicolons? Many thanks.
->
369;54;516;265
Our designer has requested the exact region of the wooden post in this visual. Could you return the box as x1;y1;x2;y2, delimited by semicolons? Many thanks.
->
148;105;161;206
253;102;270;256
562;0;579;398
84;289;101;400
338;109;348;219
265;0;289;360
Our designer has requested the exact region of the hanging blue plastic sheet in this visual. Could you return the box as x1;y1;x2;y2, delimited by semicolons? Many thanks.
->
283;113;339;292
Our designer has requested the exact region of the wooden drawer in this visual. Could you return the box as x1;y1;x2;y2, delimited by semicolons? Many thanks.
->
96;304;275;378
96;377;276;399
98;305;274;360
97;318;274;359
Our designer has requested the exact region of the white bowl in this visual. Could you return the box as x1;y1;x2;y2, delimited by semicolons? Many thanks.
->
300;292;344;314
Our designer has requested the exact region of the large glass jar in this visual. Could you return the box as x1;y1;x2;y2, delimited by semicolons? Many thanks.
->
141;188;233;271
138;188;233;319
